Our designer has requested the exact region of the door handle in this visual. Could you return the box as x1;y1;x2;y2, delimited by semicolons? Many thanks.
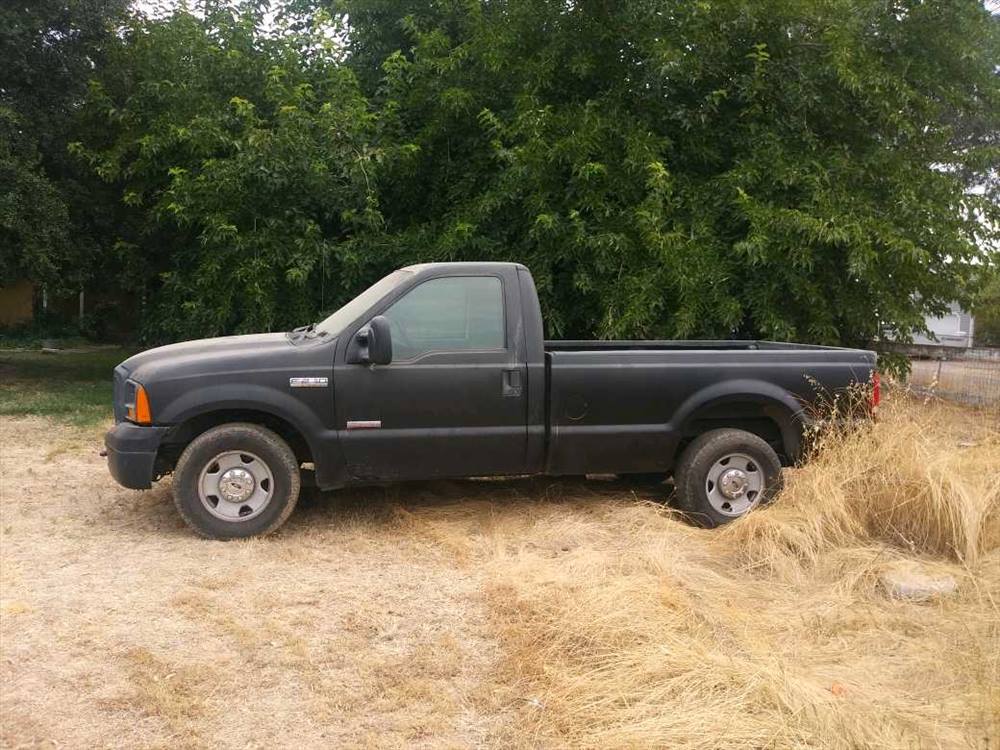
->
502;368;522;397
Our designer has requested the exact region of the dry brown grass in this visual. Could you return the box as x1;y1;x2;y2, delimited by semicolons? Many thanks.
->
481;397;1000;749
2;395;998;749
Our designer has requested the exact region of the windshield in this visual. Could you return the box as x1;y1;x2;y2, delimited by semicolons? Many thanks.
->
315;269;413;336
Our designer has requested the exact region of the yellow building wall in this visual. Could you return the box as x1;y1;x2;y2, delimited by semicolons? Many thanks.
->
0;280;34;327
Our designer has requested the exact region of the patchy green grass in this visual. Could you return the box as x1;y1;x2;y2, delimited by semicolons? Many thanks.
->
0;334;94;350
0;348;134;426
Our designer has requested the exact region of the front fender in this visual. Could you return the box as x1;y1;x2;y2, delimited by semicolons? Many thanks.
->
154;383;344;488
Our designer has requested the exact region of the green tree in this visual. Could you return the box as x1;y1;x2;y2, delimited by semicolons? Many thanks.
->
71;0;1000;347
340;0;1000;345
0;0;129;292
973;272;1000;347
0;108;72;285
76;3;383;339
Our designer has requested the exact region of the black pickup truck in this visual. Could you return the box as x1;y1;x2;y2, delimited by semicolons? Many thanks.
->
106;262;877;538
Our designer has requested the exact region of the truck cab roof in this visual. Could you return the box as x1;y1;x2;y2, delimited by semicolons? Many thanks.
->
400;261;529;274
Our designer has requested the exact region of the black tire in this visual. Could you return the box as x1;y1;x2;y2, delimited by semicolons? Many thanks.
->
172;423;301;539
674;428;782;528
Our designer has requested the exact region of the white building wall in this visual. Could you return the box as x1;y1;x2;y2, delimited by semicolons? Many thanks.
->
913;303;975;348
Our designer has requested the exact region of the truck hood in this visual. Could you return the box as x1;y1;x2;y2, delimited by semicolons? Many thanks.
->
112;331;337;427
120;333;298;383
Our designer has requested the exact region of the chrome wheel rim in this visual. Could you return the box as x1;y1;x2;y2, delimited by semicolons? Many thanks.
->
705;452;763;517
198;451;274;522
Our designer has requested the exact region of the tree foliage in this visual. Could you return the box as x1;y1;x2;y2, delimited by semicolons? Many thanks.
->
0;107;71;285
12;0;1000;346
75;4;381;338
0;0;128;290
973;270;1000;346
340;0;1000;342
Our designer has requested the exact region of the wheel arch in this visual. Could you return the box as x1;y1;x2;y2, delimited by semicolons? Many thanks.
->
155;408;316;479
672;380;806;465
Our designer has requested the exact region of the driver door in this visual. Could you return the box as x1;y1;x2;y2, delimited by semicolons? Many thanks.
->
333;273;528;481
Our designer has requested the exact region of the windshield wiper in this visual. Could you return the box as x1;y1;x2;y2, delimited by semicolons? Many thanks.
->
287;322;328;342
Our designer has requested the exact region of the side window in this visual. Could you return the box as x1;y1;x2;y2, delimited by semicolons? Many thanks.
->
382;276;505;359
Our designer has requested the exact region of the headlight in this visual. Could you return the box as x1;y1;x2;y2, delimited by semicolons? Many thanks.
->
124;380;152;424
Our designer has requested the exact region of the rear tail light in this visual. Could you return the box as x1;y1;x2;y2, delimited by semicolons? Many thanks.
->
869;371;880;411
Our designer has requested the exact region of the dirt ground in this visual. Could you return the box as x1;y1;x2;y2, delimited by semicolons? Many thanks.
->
1;417;518;748
1;405;998;749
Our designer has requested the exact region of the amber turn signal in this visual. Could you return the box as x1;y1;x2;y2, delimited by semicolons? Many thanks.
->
128;385;152;424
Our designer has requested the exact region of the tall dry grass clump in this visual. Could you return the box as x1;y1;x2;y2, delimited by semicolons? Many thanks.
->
729;396;1000;569
482;397;1000;749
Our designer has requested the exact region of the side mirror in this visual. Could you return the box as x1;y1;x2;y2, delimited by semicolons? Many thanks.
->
355;315;392;365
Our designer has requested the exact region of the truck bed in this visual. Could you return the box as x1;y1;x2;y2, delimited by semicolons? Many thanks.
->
541;341;876;476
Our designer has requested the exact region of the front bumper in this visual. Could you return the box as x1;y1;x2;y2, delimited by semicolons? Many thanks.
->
105;422;171;490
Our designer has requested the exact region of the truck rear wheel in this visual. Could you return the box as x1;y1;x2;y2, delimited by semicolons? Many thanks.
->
674;428;782;527
172;423;300;539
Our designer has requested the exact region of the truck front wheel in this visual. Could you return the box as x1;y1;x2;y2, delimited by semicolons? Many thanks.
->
172;423;301;539
674;428;782;527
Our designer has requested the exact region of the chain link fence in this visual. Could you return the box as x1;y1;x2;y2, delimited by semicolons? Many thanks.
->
906;352;1000;408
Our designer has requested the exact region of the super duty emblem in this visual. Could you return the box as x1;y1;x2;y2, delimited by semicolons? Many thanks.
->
289;377;328;388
